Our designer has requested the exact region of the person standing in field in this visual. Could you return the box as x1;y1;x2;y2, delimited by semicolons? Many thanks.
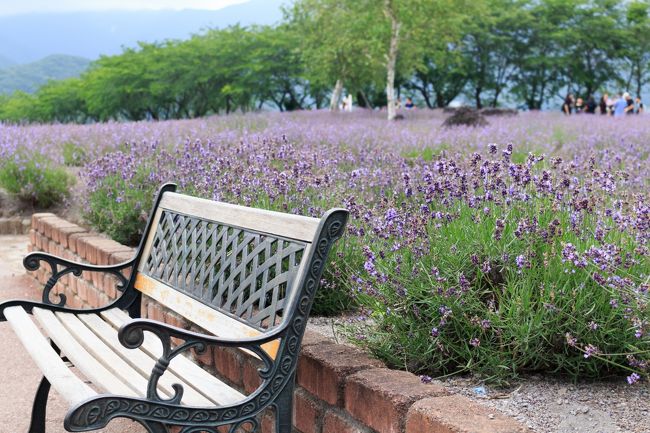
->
585;96;597;114
635;96;644;114
562;94;574;115
625;92;635;115
599;93;609;114
613;93;629;117
575;97;584;113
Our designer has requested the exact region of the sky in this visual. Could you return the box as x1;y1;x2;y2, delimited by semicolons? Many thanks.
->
0;0;250;16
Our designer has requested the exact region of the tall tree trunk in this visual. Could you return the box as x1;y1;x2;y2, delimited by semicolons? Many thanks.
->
474;86;483;109
329;79;343;111
385;0;401;121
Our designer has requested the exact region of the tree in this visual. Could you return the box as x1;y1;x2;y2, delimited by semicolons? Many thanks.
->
621;0;650;97
562;0;623;98
286;0;384;111
509;0;568;109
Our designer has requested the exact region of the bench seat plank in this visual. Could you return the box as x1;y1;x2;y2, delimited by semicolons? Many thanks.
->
33;308;140;398
78;312;229;406
101;308;246;405
4;306;96;406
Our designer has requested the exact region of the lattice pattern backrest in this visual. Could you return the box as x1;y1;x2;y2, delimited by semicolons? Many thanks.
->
140;210;307;330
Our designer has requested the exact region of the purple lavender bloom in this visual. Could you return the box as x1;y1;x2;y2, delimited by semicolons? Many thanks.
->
626;373;640;385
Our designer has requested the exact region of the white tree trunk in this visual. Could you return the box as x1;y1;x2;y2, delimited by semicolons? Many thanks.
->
329;79;343;111
385;1;400;121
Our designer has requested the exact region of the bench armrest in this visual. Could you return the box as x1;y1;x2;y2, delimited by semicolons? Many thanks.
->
24;251;135;305
0;252;135;321
118;318;283;402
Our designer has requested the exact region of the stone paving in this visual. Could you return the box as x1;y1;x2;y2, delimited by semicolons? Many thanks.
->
0;235;144;433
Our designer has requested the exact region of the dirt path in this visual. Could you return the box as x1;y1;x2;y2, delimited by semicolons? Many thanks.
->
0;235;144;433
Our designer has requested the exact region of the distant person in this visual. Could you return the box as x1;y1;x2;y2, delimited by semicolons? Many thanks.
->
607;94;615;115
562;93;574;115
625;92;635;115
613;93;628;117
635;96;644;114
599;93;609;115
405;97;415;109
575;97;584;114
585;96;597;114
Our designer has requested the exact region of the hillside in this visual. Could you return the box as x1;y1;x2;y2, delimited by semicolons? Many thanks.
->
0;55;91;95
0;0;286;63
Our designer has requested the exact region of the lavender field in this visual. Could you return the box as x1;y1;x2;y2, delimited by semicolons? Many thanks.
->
0;110;648;384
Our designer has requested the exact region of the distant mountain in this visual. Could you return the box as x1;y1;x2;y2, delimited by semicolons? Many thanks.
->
0;54;14;69
0;0;287;64
0;55;91;95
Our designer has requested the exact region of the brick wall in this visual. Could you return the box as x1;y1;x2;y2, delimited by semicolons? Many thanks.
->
0;217;31;235
27;213;529;433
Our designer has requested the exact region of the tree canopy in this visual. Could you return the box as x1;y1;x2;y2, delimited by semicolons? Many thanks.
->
1;0;649;122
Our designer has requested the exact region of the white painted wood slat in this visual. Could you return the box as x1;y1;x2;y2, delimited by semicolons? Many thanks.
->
55;312;167;399
133;274;281;359
4;306;96;406
32;308;138;398
77;312;217;407
159;192;320;242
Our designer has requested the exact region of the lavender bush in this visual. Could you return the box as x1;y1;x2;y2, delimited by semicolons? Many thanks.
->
1;110;647;383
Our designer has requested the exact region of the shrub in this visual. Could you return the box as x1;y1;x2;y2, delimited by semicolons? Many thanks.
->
346;148;648;385
84;166;158;246
0;153;73;208
442;107;489;128
62;141;88;166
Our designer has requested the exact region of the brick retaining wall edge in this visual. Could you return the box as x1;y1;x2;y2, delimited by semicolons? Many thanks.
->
26;213;530;433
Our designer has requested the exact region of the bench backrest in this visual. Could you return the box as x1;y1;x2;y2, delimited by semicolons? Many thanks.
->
131;185;348;360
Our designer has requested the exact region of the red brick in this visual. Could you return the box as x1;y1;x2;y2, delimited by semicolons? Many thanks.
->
76;235;104;262
31;213;56;232
243;355;263;394
297;343;384;406
345;369;448;433
41;216;72;239
87;285;100;308
102;274;118;299
56;225;87;249
148;302;167;323
110;250;135;265
261;410;276;433
406;395;530;433
322;411;371;433
29;229;37;247
69;233;91;255
213;346;244;387
76;280;88;303
49;220;79;244
93;239;132;266
36;215;58;236
293;389;322;433
98;293;110;307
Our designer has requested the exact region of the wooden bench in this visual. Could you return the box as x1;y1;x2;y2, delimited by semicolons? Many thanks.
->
0;183;348;433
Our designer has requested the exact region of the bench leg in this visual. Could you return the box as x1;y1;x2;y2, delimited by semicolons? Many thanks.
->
274;378;294;433
27;376;51;433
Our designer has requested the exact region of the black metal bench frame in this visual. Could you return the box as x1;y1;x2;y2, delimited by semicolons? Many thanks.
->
0;183;348;433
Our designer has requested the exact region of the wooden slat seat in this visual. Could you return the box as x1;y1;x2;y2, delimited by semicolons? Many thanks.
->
7;305;245;408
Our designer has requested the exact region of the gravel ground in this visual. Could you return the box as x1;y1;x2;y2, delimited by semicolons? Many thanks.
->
308;316;650;433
